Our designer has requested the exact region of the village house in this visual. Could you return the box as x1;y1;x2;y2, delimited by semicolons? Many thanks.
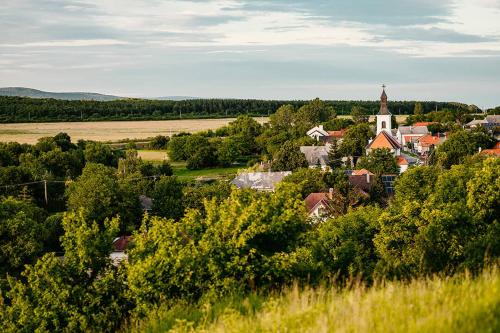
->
415;134;446;154
396;125;429;148
300;145;330;169
479;141;500;156
231;171;292;191
465;115;500;131
307;125;346;143
304;189;335;221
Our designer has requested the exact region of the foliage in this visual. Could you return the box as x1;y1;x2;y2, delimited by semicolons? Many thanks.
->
271;141;308;171
148;135;169;150
311;206;383;281
0;197;47;276
182;181;232;214
433;129;495;168
0;212;128;332
327;139;343;169
356;148;398;175
126;184;309;312
281;168;328;198
66;163;142;231
339;123;374;162
151;176;184;220
83;141;119;167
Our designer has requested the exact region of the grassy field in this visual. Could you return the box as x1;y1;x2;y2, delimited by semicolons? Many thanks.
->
137;150;168;161
170;161;242;180
128;268;500;333
0;118;268;144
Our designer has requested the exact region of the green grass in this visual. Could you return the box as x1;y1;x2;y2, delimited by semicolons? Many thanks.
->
171;162;243;180
127;267;500;333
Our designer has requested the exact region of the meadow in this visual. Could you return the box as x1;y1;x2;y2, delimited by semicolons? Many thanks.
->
129;267;500;333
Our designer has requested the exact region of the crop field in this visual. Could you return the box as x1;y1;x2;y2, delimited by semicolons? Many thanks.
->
0;115;408;145
0;118;268;144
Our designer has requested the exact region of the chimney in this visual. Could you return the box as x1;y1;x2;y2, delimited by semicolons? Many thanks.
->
328;188;333;199
366;173;370;183
479;147;482;153
319;125;324;131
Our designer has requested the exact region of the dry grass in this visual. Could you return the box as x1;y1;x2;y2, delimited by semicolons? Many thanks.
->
129;268;500;333
0;118;268;144
137;150;168;161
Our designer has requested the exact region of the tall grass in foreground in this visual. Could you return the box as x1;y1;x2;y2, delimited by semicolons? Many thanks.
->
128;267;500;333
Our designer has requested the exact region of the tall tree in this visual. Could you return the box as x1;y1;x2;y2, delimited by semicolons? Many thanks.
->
327;139;343;169
271;141;308;171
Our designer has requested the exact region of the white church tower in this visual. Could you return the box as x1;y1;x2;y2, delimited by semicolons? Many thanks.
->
376;85;392;135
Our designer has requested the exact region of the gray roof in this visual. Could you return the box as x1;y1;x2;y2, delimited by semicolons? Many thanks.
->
486;115;500;124
400;153;420;165
398;126;429;135
139;195;153;211
231;171;292;191
300;146;329;166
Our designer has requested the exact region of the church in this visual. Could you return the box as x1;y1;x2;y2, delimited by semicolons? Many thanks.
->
366;86;402;156
366;86;421;173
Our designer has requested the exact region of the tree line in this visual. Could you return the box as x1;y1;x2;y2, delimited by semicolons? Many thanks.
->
0;95;475;123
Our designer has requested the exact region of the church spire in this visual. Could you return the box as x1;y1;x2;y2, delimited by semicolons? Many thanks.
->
378;84;391;115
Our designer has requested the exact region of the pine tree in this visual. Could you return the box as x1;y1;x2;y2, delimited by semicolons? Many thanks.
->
328;139;343;169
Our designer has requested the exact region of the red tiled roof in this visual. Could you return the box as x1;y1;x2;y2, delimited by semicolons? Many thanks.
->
480;148;500;156
348;175;372;192
113;236;132;252
413;122;437;127
367;131;401;150
327;129;346;139
418;134;441;147
397;156;408;166
352;168;374;176
305;192;330;212
494;141;500;149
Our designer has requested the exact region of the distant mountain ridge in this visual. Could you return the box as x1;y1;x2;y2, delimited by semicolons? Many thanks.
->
0;87;123;101
0;87;198;101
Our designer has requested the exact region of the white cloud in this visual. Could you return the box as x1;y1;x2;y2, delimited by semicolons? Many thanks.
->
0;39;130;48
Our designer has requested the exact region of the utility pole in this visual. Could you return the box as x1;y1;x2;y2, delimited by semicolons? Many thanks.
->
43;180;48;205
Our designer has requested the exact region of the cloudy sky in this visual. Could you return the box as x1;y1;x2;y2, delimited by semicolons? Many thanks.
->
1;0;500;106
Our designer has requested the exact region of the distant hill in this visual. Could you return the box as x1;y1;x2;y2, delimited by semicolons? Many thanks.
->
0;87;124;101
0;87;199;101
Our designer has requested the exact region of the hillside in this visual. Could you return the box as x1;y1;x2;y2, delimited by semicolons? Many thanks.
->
130;268;500;333
0;87;123;101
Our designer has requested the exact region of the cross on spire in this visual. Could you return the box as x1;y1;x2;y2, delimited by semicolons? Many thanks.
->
382;84;386;90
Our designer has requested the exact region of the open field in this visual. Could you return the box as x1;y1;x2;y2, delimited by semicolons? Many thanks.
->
0;115;408;144
0;118;268;144
170;161;243;180
137;150;168;161
130;268;500;333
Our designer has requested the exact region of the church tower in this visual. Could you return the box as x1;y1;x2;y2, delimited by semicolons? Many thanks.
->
376;85;392;135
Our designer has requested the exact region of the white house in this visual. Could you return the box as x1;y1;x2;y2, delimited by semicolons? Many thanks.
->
307;125;329;141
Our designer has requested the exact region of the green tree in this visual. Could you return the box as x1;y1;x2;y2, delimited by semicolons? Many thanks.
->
351;106;367;123
0;197;47;276
356;148;398;175
84;141;118;167
311;206;382;281
339;123;374;163
152;176;184;219
282;168;327;198
127;184;309;311
66;163;141;231
271;141;308;171
0;212;128;332
434;129;495;168
327;139;343;169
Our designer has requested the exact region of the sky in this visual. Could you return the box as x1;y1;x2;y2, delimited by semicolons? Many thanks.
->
1;0;500;107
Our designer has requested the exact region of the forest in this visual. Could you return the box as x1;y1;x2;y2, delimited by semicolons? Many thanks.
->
0;95;479;122
0;99;498;332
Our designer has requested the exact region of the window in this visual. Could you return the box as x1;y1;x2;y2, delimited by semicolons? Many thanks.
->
381;121;387;129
